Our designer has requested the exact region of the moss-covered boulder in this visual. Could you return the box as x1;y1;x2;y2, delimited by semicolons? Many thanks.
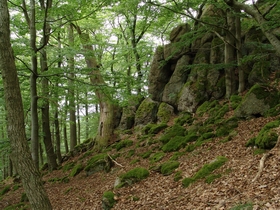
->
246;120;280;149
84;153;113;176
102;191;116;210
142;123;168;135
135;98;159;126
115;167;149;188
160;161;180;176
115;139;133;151
157;102;174;123
159;124;186;144
235;84;280;118
174;112;193;126
162;133;197;152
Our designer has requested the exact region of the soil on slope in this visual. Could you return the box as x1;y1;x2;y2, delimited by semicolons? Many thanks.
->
1;115;280;210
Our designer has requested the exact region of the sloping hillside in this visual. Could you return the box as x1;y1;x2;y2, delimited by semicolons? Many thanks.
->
1;108;280;210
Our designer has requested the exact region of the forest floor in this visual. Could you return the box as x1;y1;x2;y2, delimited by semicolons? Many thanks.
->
1;111;280;210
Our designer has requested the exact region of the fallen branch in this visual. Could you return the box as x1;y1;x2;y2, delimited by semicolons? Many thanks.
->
107;153;124;168
252;135;280;182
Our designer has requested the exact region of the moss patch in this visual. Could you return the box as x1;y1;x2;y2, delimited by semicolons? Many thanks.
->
143;123;168;135
84;153;113;175
246;120;280;149
159;124;186;144
182;156;227;187
160;161;180;176
0;185;10;196
162;133;197;152
149;152;165;163
116;167;149;188
115;139;133;151
174;112;193;126
102;191;116;210
70;164;83;177
62;162;75;172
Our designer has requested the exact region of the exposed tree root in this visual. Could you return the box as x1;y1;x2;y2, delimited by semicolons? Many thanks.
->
252;136;280;182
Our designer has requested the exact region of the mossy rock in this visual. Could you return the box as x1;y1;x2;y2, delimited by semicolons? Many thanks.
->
102;191;116;210
265;104;280;117
149;152;165;163
182;156;227;187
115;139;133;151
174;112;193;126
235;84;280;118
84;153;113;176
216;117;239;137
70;164;83;177
157;102;174;123
246;120;280;149
143;123;168;135
160;161;180;176
134;98;159;126
159;124;186;144
162;134;197;152
116;167;149;188
196;100;220;117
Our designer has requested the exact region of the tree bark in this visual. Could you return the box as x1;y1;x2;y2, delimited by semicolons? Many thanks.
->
0;0;52;208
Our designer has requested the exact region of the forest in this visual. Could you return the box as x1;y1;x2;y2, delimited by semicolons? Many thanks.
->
0;0;280;209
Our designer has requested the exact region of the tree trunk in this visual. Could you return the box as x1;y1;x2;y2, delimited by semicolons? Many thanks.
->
0;1;52;208
225;9;237;98
67;24;77;151
76;27;118;148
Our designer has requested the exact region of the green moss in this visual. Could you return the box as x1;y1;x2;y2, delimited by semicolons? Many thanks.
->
141;151;152;159
160;161;180;175
230;202;253;210
216;117;239;137
174;112;193;126
159;124;186;144
102;191;116;209
0;185;10;196
230;95;242;109
143;123;168;134
174;170;183;182
253;148;267;155
3;203;29;210
84;153;112;174
149;152;165;163
157;102;174;123
182;156;227;187
12;185;20;191
130;159;140;165
70;164;83;177
126;149;135;158
246;120;280;149
115;139;133;151
170;151;185;161
205;174;221;184
20;193;28;202
117;167;149;188
265;104;280;117
62;162;75;172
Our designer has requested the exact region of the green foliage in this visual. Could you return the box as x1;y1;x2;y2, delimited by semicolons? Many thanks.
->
162;134;197;152
265;104;280;117
230;95;242;110
246;120;280;149
126;150;135;158
140;151;152;159
174;170;183;182
182;156;227;187
70;164;84;177
115;140;133;151
160;161;180;176
170;151;185;161
149;152;165;163
205;174;221;184
253;148;267;155
62;162;76;172
159;124;186;144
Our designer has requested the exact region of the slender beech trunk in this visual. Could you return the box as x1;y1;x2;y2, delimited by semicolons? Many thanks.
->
225;9;237;98
0;1;52;208
63;98;69;154
67;24;77;151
